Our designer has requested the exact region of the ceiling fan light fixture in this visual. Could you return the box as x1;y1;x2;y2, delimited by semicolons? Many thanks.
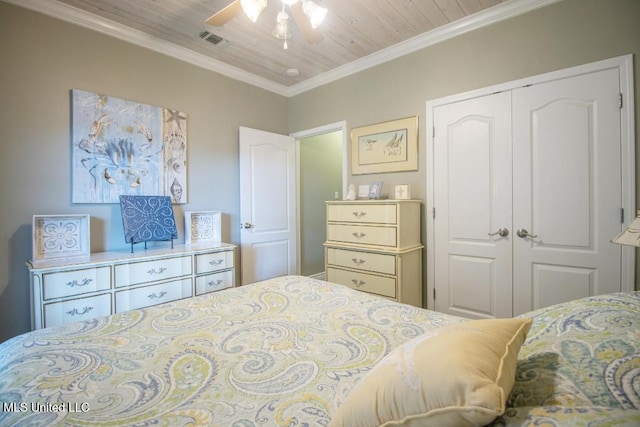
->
273;9;291;49
241;0;267;23
272;11;291;39
302;0;327;29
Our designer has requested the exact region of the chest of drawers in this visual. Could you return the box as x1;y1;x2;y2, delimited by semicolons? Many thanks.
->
28;243;235;329
325;200;423;307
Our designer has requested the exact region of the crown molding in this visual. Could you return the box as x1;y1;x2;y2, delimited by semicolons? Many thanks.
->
4;0;562;98
286;0;563;96
4;0;290;96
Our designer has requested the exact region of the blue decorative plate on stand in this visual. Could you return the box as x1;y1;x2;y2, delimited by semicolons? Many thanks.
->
119;195;178;253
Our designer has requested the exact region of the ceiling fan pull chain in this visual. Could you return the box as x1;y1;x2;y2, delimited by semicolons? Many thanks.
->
282;3;288;50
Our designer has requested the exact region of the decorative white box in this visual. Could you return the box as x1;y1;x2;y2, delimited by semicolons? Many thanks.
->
185;211;221;245
32;214;90;262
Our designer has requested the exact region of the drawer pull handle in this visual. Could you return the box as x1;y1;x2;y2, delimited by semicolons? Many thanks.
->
209;259;224;266
351;279;366;288
148;291;168;300
352;232;367;239
66;278;93;287
67;306;94;316
208;279;223;287
351;258;366;266
352;211;367;219
147;267;167;275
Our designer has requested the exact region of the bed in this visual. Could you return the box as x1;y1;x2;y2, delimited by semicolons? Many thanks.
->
0;275;638;426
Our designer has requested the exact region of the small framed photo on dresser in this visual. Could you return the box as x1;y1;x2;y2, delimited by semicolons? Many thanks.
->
358;185;370;199
394;184;411;200
368;181;383;199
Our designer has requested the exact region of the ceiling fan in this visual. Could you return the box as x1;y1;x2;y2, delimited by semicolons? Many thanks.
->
206;0;327;48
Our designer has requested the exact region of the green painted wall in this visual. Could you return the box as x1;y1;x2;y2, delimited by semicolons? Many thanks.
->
300;131;343;276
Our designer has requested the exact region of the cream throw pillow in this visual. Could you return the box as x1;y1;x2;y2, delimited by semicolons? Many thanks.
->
329;317;532;427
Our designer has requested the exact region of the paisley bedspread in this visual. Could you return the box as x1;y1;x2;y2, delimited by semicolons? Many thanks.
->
493;290;640;426
0;275;638;426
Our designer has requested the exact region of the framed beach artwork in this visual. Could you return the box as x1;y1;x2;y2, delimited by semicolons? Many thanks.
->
71;89;188;204
351;116;418;175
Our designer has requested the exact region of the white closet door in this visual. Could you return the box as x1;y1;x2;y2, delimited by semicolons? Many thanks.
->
511;68;622;315
433;92;513;318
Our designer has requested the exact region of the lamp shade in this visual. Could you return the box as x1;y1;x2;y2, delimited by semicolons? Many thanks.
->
302;0;327;28
241;0;267;22
611;215;640;246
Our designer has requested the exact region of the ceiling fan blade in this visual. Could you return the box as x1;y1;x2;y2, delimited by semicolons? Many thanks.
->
290;2;323;44
205;0;243;26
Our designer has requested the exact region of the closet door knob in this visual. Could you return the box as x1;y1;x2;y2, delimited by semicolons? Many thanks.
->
488;227;509;237
516;228;538;238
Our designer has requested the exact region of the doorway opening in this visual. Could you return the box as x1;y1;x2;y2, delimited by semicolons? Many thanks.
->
292;121;347;280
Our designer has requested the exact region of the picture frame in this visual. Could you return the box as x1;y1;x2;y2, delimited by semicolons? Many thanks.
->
32;214;90;263
368;181;383;199
358;185;370;199
185;211;222;245
71;89;188;204
394;184;411;200
351;116;418;175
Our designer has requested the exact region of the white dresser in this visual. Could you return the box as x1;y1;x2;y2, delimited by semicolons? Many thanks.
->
324;200;423;307
27;243;235;329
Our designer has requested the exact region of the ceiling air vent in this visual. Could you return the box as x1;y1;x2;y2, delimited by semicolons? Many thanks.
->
199;31;228;47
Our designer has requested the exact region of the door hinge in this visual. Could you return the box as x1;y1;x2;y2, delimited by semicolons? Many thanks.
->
619;93;623;109
432;207;436;219
621;207;625;223
433;288;436;300
432;126;435;138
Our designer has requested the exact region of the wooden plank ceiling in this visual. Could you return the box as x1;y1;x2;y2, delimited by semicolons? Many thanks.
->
55;0;504;87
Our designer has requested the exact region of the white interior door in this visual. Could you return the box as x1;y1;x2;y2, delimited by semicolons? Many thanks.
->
239;127;297;285
512;68;623;315
433;92;514;318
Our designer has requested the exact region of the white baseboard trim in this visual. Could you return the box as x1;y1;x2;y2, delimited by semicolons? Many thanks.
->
308;272;326;281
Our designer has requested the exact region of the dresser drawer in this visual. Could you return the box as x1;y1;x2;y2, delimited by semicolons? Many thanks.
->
44;293;111;327
326;248;396;275
42;267;111;300
195;270;234;295
327;204;397;224
114;278;193;312
327;267;396;299
114;256;192;287
327;224;397;247
195;250;234;274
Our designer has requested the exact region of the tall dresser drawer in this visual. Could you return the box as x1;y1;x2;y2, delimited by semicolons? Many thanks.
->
114;256;192;287
114;278;193;312
327;248;396;275
327;267;396;299
327;203;397;224
327;224;397;247
44;293;111;328
43;267;111;300
195;270;234;295
195;250;234;274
